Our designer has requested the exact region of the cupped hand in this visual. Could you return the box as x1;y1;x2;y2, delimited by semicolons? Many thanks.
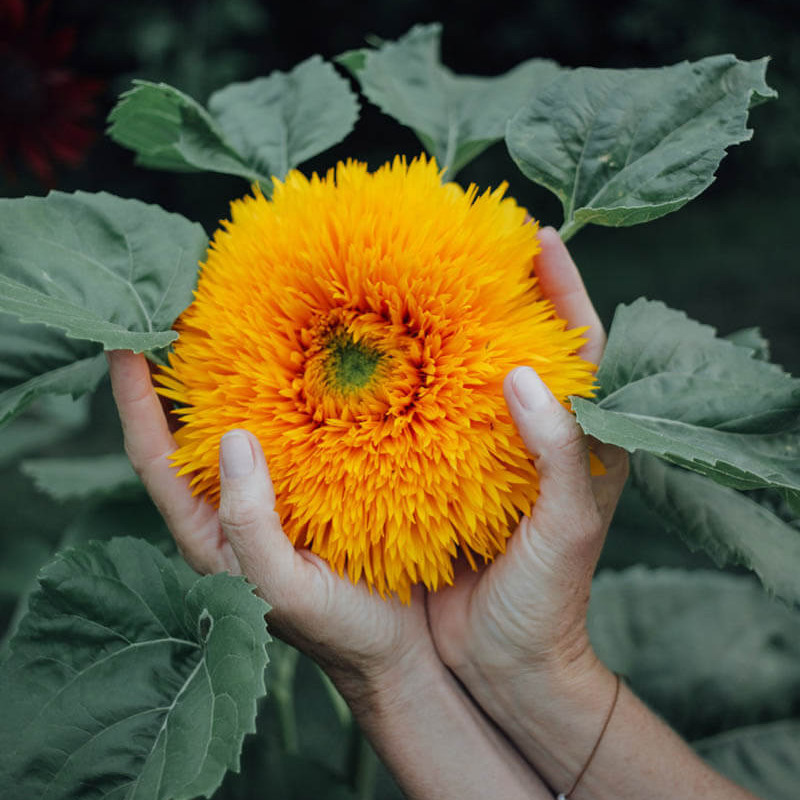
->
427;227;629;685
107;351;433;690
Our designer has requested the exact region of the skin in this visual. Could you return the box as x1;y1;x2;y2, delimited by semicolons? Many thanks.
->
428;224;629;690
427;228;758;800
108;227;754;800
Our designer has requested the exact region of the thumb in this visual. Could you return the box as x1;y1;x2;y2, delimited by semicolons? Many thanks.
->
503;367;604;567
218;430;298;597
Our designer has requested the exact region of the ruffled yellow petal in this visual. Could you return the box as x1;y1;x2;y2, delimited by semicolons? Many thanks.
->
157;155;597;602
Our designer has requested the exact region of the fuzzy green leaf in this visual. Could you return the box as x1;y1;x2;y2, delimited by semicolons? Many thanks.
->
507;55;775;239
631;453;800;607
0;538;271;800
109;56;359;184
695;721;800;800
21;453;141;502
0;191;208;352
108;81;263;181
338;23;560;176
0;314;106;429
725;326;771;361
589;568;800;740
572;299;800;501
207;56;359;182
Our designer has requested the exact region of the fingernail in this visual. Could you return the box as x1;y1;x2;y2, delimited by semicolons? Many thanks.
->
512;367;549;410
221;431;254;478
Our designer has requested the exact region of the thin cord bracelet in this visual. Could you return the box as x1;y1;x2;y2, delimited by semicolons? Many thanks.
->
556;672;621;800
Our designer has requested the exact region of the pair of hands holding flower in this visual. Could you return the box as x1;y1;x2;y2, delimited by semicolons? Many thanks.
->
108;228;629;798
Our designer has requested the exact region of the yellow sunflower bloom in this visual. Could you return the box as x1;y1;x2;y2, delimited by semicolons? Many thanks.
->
157;155;596;602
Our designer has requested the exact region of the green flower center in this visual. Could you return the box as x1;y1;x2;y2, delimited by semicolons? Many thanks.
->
323;332;383;393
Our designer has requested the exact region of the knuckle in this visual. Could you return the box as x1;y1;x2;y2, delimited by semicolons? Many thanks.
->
546;416;587;457
218;496;262;538
580;496;604;532
567;505;605;563
124;439;173;478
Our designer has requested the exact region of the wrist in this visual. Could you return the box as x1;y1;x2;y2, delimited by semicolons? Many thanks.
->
477;640;612;738
455;639;616;783
328;636;553;800
451;618;599;703
326;635;444;719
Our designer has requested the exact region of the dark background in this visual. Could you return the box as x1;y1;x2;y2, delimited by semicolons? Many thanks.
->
8;0;799;374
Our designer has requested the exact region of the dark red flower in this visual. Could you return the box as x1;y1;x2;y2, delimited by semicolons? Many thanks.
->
0;0;103;185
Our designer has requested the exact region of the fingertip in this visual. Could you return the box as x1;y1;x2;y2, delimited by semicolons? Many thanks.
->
535;226;575;275
220;430;255;479
217;430;296;599
538;225;561;244
504;367;591;485
537;226;569;262
505;366;554;413
106;348;140;367
107;349;150;392
220;429;276;503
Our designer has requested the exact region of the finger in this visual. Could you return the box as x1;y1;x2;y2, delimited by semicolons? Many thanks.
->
535;227;606;365
218;430;305;607
146;360;182;434
504;366;604;564
107;350;229;573
108;350;175;465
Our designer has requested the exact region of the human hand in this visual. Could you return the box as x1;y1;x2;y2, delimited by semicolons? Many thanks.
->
427;226;629;688
108;350;551;800
107;350;432;691
424;231;760;800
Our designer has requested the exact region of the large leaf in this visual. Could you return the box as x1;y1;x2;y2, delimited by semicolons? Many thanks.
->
338;23;560;176
588;568;800;740
0;538;271;800
0;498;174;661
695;720;800;800
109;56;359;185
108;82;262;181
631;453;800;607
572;299;800;502
507;55;775;239
20;453;141;502
725;326;770;361
207;56;359;182
598;483;718;572
0;492;175;652
0;313;106;429
0;191;208;352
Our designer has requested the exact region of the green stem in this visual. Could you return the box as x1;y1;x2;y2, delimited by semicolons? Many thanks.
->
557;216;586;243
272;646;300;754
348;726;378;800
316;666;377;796
316;665;353;730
